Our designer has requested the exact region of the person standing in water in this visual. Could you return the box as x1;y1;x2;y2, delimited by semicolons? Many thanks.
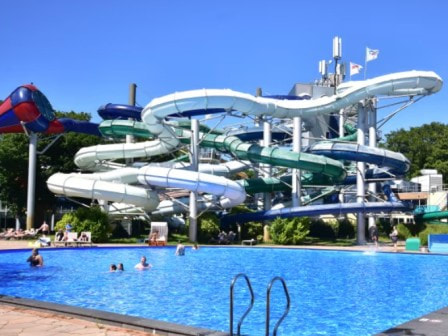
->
27;248;44;267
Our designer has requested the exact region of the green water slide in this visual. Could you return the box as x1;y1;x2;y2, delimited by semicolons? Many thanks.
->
332;124;357;142
416;211;448;222
99;120;346;183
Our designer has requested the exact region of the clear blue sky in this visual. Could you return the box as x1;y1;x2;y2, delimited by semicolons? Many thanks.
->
1;0;447;136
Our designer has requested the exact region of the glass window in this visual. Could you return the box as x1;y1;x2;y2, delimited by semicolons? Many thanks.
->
32;91;55;121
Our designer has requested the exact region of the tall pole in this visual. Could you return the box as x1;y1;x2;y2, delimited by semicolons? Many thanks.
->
26;132;38;230
368;99;377;231
126;83;137;164
255;88;263;211
263;119;272;211
292;117;302;207
262;107;272;243
189;118;199;242
339;109;344;137
356;102;367;244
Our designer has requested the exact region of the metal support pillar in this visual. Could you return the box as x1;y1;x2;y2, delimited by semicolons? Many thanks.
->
189;119;199;242
338;108;345;203
26;132;38;230
292;117;302;207
356;102;367;244
126;83;137;165
368;100;377;231
255;87;262;210
339;108;345;137
262;114;272;242
263;119;272;211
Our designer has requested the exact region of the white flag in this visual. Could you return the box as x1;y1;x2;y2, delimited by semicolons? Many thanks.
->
366;47;379;62
350;62;363;76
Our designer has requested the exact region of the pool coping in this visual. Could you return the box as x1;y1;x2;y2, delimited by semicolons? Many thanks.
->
0;295;228;336
375;306;448;336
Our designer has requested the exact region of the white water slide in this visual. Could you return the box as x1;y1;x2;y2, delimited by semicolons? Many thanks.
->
47;71;442;215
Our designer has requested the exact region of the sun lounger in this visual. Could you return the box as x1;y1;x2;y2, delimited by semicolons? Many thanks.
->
77;232;92;246
53;232;78;247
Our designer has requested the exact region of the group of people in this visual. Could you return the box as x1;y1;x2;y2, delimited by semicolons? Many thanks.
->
369;225;399;249
209;230;236;244
110;263;125;271
0;228;39;240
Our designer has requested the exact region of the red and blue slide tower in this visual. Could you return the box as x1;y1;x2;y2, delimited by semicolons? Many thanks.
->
0;84;100;136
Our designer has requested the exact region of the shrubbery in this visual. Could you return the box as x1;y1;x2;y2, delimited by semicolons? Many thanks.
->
419;224;448;246
241;221;263;241
308;218;355;240
55;206;109;242
269;217;310;245
197;212;220;243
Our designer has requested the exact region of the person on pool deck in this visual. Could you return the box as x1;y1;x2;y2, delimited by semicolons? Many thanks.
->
134;256;152;270
149;230;159;244
27;248;43;267
117;263;124;271
369;225;379;247
37;221;50;236
55;229;64;242
390;226;399;250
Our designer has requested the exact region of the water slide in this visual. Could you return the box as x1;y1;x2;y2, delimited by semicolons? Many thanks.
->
415;211;448;222
0;85;100;136
45;71;442;221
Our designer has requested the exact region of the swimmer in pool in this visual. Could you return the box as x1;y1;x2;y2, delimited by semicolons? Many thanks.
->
134;256;152;270
27;248;43;267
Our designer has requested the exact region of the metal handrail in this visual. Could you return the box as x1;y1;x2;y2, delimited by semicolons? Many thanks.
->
266;276;291;336
230;273;255;336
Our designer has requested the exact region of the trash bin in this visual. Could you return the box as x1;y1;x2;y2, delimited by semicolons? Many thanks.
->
405;238;420;251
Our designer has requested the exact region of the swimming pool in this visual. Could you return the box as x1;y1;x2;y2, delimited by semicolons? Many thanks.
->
0;247;447;336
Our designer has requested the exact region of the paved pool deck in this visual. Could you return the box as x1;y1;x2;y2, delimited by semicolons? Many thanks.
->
0;240;446;336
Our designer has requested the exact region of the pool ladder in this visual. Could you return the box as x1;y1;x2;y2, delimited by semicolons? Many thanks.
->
230;273;291;336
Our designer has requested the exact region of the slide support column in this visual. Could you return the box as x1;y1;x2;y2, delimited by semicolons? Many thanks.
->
26;132;37;230
126;83;137;165
368;99;377;231
356;102;367;244
292;117;302;207
189;119;199;242
263;119;272;211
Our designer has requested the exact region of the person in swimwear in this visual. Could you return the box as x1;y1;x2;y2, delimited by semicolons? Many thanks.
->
27;248;43;267
134;256;152;270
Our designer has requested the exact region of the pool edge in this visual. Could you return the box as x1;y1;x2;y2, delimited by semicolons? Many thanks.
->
375;306;448;336
0;295;228;336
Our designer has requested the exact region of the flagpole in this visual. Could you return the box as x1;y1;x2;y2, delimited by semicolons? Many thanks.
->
364;50;368;79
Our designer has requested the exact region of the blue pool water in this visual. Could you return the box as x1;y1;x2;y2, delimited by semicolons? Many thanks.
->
1;247;448;336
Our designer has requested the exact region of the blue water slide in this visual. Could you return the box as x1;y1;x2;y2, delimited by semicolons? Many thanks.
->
307;142;410;175
221;202;411;225
98;103;143;121
57;118;102;137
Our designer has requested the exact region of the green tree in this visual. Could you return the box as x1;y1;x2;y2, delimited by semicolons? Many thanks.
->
55;206;109;242
382;122;448;183
197;212;220;243
269;217;310;245
0;111;102;221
